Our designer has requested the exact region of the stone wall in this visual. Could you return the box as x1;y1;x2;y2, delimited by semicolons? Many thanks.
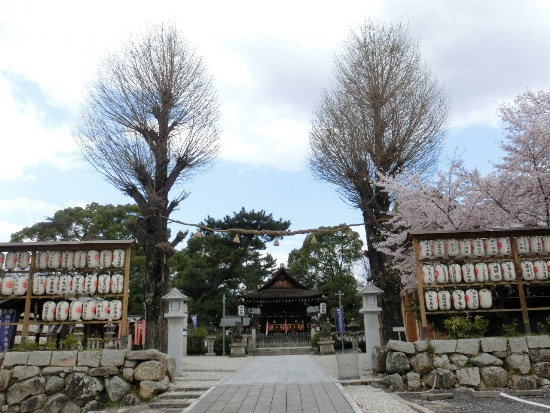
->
373;335;550;392
0;349;175;413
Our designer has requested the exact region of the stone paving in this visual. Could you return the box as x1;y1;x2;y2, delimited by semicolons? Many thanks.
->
186;356;360;413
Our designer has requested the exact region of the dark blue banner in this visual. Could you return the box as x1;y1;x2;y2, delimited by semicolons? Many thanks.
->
0;308;16;351
335;307;345;333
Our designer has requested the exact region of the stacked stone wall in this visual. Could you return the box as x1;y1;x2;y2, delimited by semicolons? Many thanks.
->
0;349;175;412
374;335;550;392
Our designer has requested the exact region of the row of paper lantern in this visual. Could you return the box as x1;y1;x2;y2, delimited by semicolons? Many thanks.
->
41;299;123;322
0;249;125;271
0;273;124;296
425;289;492;311
418;236;550;259
422;260;550;285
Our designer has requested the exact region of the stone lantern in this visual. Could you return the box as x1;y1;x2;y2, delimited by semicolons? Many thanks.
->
358;283;383;371
163;288;189;377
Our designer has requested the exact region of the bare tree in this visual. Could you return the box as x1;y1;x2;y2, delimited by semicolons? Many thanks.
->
75;24;219;351
309;22;449;342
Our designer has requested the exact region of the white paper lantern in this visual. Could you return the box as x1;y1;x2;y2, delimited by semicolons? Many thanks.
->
462;263;476;283
483;238;498;256
33;274;47;295
446;239;459;257
543;236;550;253
419;240;434;259
471;239;485;257
433;239;446;258
110;300;122;320
516;237;530;255
487;262;503;282
112;249;125;267
521;261;535;281
501;261;517;281
422;265;435;284
424;291;438;311
73;274;86;294
48;251;61;269
96;300;110;320
5;252;17;270
69;301;83;321
36;251;49;270
479;289;493;309
534;261;549;280
111;273;124;294
448;263;462;283
97;274;111;294
530;236;544;254
100;250;113;268
46;275;59;295
475;263;489;282
87;250;100;269
465;289;479;310
42;301;56;322
1;275;14;295
85;273;98;294
497;237;512;255
438;290;451;310
452;290;467;310
14;275;28;295
59;274;72;294
55;301;70;321
435;264;449;284
458;239;473;257
74;250;87;269
61;251;74;269
0;252;4;269
82;300;97;321
17;252;31;269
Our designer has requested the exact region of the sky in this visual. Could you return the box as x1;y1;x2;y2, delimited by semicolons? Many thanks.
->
1;0;550;265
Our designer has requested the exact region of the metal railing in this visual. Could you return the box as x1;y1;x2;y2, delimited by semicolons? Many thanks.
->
256;332;311;348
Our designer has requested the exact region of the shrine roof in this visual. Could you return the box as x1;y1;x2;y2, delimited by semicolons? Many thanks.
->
240;267;326;301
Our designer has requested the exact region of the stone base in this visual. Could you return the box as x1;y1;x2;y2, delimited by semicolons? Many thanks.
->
318;339;335;355
230;343;247;357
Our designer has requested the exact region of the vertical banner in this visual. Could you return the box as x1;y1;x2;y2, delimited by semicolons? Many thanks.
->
336;307;345;333
0;309;16;351
191;314;197;331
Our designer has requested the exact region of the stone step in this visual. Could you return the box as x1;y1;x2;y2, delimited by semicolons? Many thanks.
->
148;399;192;409
157;390;204;399
168;385;211;392
250;347;314;356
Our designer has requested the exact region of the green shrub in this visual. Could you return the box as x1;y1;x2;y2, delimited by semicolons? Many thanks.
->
443;315;488;339
214;333;231;355
501;319;520;337
61;334;80;350
187;326;207;355
16;338;38;351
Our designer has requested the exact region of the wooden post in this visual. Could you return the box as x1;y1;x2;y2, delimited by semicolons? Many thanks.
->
510;236;531;334
412;237;429;339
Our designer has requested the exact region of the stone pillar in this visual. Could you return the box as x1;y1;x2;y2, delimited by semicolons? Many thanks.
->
205;336;216;356
162;288;189;377
358;283;383;371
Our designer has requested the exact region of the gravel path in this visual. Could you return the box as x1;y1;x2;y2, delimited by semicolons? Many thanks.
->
309;353;422;413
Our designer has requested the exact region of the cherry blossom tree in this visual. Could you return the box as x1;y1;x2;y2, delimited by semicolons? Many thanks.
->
377;90;550;286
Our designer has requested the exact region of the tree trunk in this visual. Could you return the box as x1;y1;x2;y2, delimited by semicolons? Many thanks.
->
362;208;403;345
143;210;170;352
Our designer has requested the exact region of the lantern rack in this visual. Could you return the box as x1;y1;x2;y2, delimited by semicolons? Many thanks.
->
0;240;133;348
408;227;550;339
